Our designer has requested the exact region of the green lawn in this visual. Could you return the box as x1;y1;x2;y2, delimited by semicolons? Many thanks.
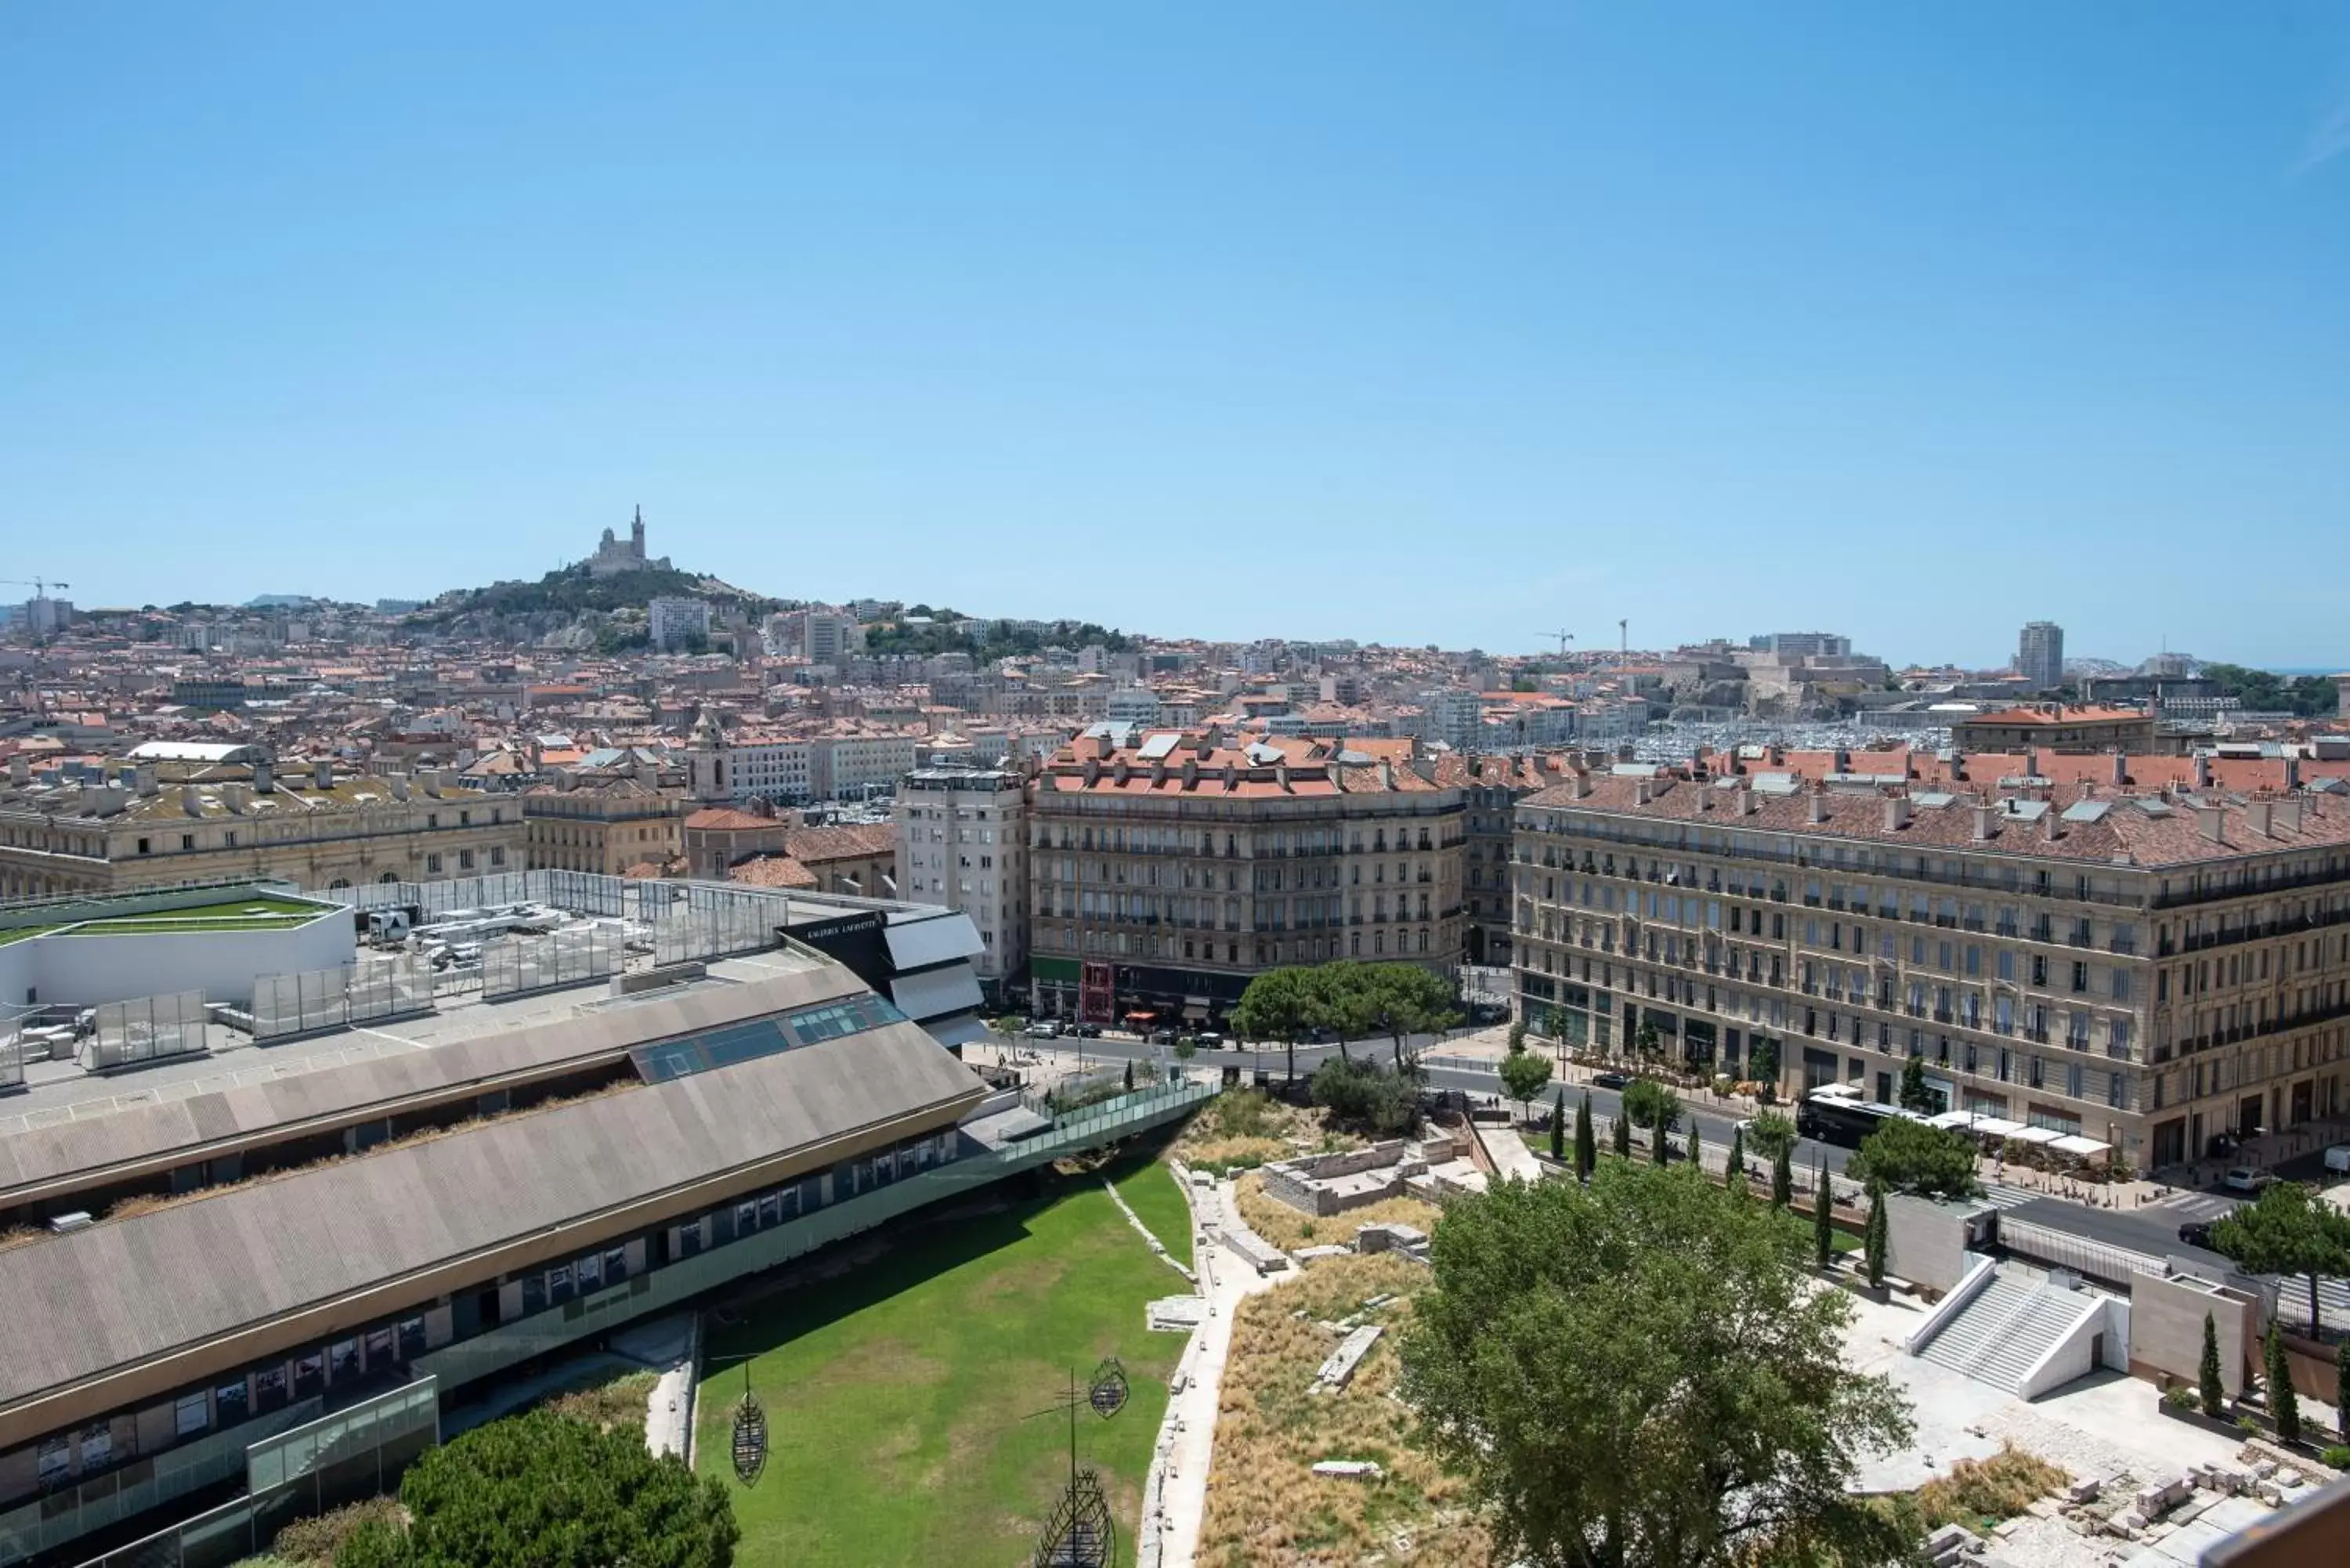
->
1108;1150;1195;1270
62;898;331;936
695;1170;1183;1568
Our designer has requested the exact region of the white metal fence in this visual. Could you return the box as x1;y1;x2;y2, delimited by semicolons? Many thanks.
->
252;956;434;1042
85;992;208;1070
480;923;621;999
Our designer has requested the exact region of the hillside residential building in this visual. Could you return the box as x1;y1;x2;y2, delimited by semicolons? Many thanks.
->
895;766;1029;999
646;597;711;652
724;738;814;806
1509;750;2350;1174
1027;728;1466;1025
810;734;918;800
0;756;525;898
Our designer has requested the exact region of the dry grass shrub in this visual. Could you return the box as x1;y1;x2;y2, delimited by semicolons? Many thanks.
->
1911;1444;2067;1530
266;1495;406;1563
1196;1253;1487;1566
546;1367;660;1434
1175;1089;1365;1174
1234;1169;1444;1254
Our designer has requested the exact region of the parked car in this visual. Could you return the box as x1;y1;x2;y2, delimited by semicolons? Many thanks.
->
2221;1166;2273;1194
1073;1022;1103;1038
1195;1031;1224;1049
1590;1069;1632;1090
1149;1028;1177;1046
2325;1143;2350;1175
2177;1220;2217;1250
1024;1020;1063;1039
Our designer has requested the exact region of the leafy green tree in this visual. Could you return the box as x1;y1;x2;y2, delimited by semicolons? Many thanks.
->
1632;1016;1663;1064
2200;1311;2225;1418
1896;1055;1935;1115
2208;1181;2350;1339
1361;963;1462;1067
1847;1118;1980;1201
1575;1092;1597;1181
1235;966;1315;1084
1620;1079;1681;1165
334;1408;738;1568
1500;1050;1555;1125
1311;1056;1418;1135
1508;1017;1528;1053
1771;1144;1793;1211
2266;1321;2300;1444
1813;1160;1835;1269
1401;1163;1914;1568
1744;1109;1797;1163
1747;1036;1780;1090
1863;1183;1888;1287
1550;1089;1567;1163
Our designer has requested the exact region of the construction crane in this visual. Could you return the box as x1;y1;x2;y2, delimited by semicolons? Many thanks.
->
1542;629;1574;656
0;577;70;599
1618;619;1629;661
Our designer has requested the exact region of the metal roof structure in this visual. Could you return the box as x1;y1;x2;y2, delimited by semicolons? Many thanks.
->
0;1018;985;1412
0;966;864;1209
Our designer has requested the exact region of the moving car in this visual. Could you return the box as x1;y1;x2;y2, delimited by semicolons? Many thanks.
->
1024;1019;1063;1039
1195;1031;1224;1049
2221;1166;2273;1194
2177;1220;2217;1250
2325;1143;2350;1175
1590;1069;1632;1090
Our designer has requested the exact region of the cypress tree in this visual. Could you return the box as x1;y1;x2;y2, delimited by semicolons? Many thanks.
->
2337;1336;2349;1442
1613;1103;1632;1158
2266;1321;2299;1444
1813;1160;1835;1269
1770;1144;1793;1210
1863;1182;1888;1287
1574;1092;1596;1182
1687;1120;1701;1178
2331;1335;2350;1438
2199;1311;2224;1418
1123;1059;1135;1093
1549;1089;1567;1163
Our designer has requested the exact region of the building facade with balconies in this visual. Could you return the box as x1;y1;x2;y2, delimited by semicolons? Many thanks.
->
1027;728;1466;1026
1509;752;2350;1174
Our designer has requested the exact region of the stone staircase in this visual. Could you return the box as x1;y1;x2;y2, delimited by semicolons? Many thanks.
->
1914;1267;2099;1395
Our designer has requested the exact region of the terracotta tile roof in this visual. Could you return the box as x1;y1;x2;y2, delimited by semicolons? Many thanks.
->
683;807;779;831
727;854;819;889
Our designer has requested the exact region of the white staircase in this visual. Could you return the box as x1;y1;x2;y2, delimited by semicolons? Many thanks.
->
1914;1266;2099;1395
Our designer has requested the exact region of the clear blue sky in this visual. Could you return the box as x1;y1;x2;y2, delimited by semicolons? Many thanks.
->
5;4;2345;668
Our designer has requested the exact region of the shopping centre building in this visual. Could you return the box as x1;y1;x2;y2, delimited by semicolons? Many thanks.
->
0;874;1206;1565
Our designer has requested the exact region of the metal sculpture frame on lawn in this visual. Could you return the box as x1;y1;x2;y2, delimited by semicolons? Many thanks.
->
1028;1365;1126;1568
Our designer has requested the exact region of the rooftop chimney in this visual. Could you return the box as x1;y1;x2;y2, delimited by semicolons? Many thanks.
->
1698;784;1715;811
1571;764;1593;800
1884;794;1911;832
1082;756;1100;786
7;755;27;786
253;758;273;793
2194;804;2224;844
2284;757;2301;790
1634;779;1652;805
390;773;410;801
135;764;159;797
224;783;250;815
2276;797;2303;834
314;759;334;791
1806;785;1828;826
2246;799;2273;839
2193;753;2211;791
183;786;204;818
1972;804;1997;841
2023;747;2039;779
1735;783;1755;816
2111;752;2127;786
1180;757;1198;789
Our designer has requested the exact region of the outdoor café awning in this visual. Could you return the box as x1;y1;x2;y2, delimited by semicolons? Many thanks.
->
1925;1111;1976;1131
1124;1010;1158;1023
2049;1134;2112;1159
2008;1125;2064;1147
1965;1117;2027;1140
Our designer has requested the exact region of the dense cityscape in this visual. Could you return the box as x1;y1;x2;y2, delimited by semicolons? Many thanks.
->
9;5;2350;1567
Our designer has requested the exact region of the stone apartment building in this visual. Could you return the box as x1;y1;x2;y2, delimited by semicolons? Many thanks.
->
0;754;527;898
521;768;689;876
1951;704;2157;754
1508;750;2350;1174
1027;728;1466;1026
895;766;1029;1000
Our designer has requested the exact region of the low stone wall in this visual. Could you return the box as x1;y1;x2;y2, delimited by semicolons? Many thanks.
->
1260;1140;1415;1216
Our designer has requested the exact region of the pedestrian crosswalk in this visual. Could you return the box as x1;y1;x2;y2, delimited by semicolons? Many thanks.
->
2141;1190;2242;1223
1974;1183;2040;1212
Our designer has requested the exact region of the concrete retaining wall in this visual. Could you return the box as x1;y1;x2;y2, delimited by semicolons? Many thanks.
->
1885;1193;1972;1293
2128;1270;2260;1396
